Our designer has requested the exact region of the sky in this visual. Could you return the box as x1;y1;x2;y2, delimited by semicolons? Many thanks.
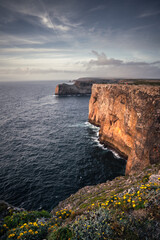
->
0;0;160;81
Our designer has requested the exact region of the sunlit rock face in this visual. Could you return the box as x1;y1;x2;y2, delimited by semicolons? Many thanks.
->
89;84;160;175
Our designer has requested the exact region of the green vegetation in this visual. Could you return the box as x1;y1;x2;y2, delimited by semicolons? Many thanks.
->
48;227;73;240
132;80;160;86
0;164;159;239
0;210;51;240
119;79;160;86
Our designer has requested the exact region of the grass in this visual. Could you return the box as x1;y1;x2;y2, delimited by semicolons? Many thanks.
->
0;164;159;240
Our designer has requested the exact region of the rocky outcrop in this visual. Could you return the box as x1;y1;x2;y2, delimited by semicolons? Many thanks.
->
55;78;117;95
55;82;91;95
88;84;160;175
0;200;24;221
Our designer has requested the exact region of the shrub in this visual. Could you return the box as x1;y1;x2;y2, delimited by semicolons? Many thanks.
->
48;226;72;240
1;210;51;240
72;208;113;240
55;209;73;220
4;210;50;229
6;221;48;240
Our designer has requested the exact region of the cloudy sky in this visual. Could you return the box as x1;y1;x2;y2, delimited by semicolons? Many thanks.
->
0;0;160;81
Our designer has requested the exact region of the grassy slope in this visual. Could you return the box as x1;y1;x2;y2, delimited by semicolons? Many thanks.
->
48;163;160;239
52;164;159;214
1;163;159;240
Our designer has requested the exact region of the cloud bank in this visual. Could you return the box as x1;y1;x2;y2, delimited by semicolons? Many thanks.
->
0;0;160;80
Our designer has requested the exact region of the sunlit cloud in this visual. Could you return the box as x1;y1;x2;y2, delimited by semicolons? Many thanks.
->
0;48;72;53
41;16;70;31
0;33;45;46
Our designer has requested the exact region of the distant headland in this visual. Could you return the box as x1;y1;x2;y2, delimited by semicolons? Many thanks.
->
55;77;160;96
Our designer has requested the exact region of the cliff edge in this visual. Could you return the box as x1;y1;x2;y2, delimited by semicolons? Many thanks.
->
55;78;117;95
88;84;160;175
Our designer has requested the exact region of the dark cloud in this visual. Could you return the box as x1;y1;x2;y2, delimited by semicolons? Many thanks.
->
0;0;160;80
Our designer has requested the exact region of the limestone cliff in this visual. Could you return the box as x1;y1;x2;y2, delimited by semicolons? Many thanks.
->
89;84;160;175
55;78;117;95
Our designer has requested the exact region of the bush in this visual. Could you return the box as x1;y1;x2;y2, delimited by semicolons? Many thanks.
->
48;226;72;240
72;208;113;240
71;206;160;240
4;210;50;229
0;210;51;240
6;221;48;240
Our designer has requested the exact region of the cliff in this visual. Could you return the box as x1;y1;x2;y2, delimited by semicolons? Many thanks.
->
88;84;160;175
55;78;160;96
55;82;91;95
55;78;117;95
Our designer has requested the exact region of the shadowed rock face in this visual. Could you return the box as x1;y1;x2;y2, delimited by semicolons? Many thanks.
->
89;84;160;175
55;78;117;95
55;82;92;95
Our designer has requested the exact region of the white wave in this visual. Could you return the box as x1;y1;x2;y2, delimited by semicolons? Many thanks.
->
86;121;120;158
35;95;58;106
68;123;86;128
111;150;120;158
85;121;100;130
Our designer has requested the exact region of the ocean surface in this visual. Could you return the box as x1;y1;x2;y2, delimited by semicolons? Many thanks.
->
0;81;126;211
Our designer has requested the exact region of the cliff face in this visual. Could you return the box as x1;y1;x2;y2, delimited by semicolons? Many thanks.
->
55;82;92;95
55;78;117;95
89;84;160;175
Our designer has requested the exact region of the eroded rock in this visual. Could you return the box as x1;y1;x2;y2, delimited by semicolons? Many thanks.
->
88;84;160;174
55;78;117;95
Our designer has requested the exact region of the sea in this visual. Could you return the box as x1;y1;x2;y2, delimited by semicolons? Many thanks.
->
0;80;126;211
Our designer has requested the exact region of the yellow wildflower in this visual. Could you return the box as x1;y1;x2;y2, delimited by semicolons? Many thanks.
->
8;233;15;238
33;222;38;227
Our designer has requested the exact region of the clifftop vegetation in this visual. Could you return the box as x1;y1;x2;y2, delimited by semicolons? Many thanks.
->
0;163;159;240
